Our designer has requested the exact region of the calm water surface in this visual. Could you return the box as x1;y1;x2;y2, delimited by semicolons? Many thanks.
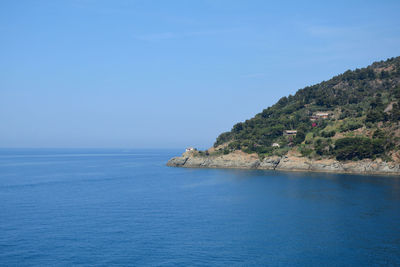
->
1;149;400;266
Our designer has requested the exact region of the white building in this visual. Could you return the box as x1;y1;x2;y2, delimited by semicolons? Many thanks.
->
272;143;280;148
185;147;196;152
315;112;329;119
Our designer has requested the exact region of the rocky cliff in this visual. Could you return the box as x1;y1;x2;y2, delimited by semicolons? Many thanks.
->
167;150;400;176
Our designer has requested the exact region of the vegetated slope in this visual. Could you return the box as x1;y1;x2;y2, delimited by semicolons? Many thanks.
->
211;56;400;162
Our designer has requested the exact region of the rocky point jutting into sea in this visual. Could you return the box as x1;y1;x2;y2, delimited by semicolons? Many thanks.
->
168;56;400;175
167;150;400;175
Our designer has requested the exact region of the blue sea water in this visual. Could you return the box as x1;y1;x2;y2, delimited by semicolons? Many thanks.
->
0;149;400;266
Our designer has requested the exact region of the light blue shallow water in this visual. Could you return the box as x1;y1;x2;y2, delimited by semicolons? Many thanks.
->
0;149;400;266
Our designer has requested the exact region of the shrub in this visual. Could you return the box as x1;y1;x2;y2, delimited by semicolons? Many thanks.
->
334;137;384;160
294;130;306;144
340;120;363;132
365;109;385;123
314;138;332;156
228;141;241;150
299;147;313;157
321;130;336;138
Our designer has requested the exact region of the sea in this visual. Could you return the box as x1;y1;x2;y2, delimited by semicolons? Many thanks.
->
0;148;400;266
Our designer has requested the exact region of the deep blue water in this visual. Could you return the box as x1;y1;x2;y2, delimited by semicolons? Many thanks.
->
1;149;400;266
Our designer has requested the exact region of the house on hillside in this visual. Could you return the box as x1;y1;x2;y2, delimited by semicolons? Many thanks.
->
315;112;329;119
185;147;196;152
283;130;297;136
310;112;330;120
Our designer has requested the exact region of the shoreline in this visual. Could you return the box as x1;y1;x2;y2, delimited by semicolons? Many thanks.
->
168;163;400;177
167;151;400;176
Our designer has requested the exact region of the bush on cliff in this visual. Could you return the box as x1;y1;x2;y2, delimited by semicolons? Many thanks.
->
334;137;384;160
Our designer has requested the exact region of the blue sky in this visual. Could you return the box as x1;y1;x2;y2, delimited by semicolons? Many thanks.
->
1;0;400;149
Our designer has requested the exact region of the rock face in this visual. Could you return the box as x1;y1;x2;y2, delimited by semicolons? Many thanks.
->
167;151;400;176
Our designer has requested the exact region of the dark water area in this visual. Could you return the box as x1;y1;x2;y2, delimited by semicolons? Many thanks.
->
0;149;400;266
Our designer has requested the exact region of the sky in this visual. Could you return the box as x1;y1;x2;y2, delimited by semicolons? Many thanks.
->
1;0;400;149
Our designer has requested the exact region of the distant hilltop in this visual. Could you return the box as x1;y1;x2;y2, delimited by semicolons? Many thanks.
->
168;56;400;175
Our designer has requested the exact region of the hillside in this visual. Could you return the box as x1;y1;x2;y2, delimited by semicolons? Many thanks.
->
204;56;400;162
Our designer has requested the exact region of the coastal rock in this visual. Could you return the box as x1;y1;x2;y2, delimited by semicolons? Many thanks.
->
341;160;400;175
275;156;311;171
167;150;260;169
310;159;344;172
166;156;189;167
259;156;281;170
167;152;400;176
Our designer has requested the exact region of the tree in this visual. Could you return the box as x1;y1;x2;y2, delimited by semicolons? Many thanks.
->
334;137;384;160
294;130;306;144
365;109;384;123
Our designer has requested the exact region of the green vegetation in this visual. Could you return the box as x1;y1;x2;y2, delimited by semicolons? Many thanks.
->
339;119;363;132
334;137;384;161
213;56;400;161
